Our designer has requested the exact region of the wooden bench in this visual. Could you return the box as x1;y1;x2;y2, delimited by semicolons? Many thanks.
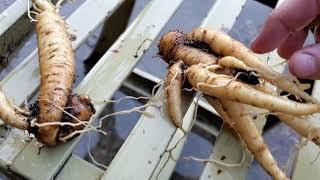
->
0;0;319;179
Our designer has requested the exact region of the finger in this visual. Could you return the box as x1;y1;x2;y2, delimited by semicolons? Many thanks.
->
277;29;308;59
288;43;320;79
251;0;320;53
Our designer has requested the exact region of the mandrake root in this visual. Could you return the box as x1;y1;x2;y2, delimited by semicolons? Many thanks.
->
28;94;95;145
157;28;320;180
8;0;104;142
33;0;76;145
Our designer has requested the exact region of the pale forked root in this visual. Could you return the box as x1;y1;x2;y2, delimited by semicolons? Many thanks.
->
242;83;320;148
188;64;240;91
276;113;320;147
202;96;247;167
209;98;288;180
0;89;30;130
204;96;235;127
186;28;317;103
187;64;320;116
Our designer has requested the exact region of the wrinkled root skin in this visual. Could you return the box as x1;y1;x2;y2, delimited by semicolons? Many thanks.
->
29;94;95;146
59;94;95;143
158;31;218;66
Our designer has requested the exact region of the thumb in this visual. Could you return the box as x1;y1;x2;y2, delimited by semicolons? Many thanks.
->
288;44;320;80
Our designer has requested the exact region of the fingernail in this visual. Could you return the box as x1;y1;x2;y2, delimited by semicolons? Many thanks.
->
289;53;317;78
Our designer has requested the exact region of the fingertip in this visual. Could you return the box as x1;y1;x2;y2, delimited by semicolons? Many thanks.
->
289;52;318;79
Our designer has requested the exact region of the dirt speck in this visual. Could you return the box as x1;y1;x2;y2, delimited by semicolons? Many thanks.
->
69;34;77;41
148;160;152;164
220;155;226;161
142;129;146;134
111;49;119;53
217;169;222;175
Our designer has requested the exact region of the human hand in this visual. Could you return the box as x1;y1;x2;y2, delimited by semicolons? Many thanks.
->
251;0;320;79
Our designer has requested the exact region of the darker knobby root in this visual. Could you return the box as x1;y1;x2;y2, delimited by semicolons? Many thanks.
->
158;30;186;62
28;94;95;145
158;30;218;64
58;94;95;142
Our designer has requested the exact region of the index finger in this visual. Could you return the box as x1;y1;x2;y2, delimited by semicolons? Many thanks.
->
251;0;320;53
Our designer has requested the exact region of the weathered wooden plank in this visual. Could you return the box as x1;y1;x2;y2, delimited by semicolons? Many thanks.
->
291;83;320;179
0;0;126;172
0;129;28;168
9;0;183;179
102;88;193;179
0;0;28;36
0;0;60;56
0;0;30;56
55;154;104;180
200;0;245;32
150;96;199;180
291;120;320;180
